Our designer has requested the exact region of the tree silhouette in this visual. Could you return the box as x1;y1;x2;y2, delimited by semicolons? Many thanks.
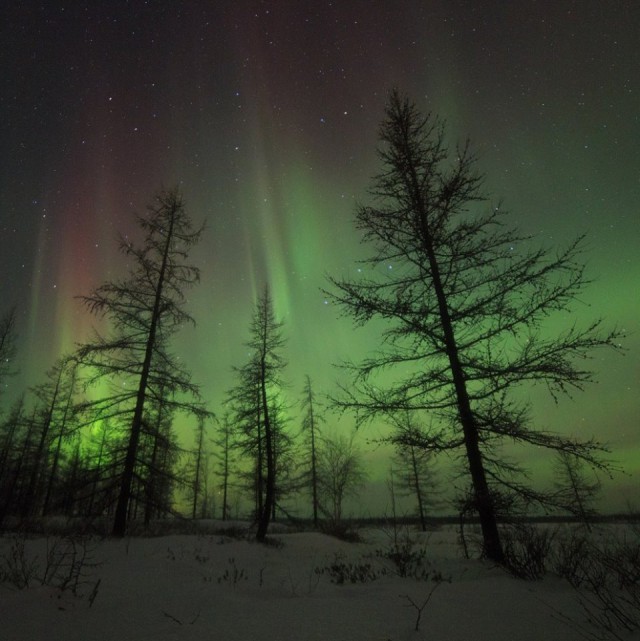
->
41;357;79;516
212;414;234;521
23;359;78;518
300;375;322;527
553;450;601;531
327;91;620;563
317;432;367;525
76;187;205;536
186;416;208;520
0;396;27;525
389;412;440;532
226;361;265;521
141;380;182;525
228;286;286;541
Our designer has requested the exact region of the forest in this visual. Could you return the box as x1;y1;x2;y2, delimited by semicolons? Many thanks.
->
0;93;628;552
2;0;638;636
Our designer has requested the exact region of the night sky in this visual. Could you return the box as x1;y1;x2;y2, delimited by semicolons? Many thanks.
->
1;1;638;512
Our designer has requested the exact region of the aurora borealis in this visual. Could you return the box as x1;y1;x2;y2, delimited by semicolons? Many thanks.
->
1;1;638;512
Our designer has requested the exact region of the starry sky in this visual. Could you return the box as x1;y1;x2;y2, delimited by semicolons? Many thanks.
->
1;1;638;513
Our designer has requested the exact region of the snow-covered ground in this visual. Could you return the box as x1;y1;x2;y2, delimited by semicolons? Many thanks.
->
0;522;638;641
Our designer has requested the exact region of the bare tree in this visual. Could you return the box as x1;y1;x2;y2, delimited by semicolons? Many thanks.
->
327;91;621;563
317;433;367;525
76;187;205;536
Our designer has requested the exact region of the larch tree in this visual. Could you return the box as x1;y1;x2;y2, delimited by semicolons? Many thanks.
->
226;362;265;520
186;416;208;520
76;187;205;537
41;357;79;516
23;358;77;518
327;91;620;563
212;413;234;521
228;286;287;541
300;375;322;527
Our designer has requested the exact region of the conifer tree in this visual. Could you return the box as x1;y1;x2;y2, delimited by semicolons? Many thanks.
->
227;286;287;541
76;188;205;536
300;375;322;527
328;91;620;562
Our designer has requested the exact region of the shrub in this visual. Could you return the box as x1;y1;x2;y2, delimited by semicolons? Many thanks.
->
315;553;386;585
217;557;248;587
0;533;101;603
375;528;446;582
502;524;554;580
549;528;590;586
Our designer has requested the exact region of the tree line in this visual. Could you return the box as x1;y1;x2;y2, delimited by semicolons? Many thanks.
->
0;91;620;560
0;194;370;541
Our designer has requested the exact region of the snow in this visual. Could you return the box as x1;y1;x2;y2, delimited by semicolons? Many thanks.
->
0;523;637;641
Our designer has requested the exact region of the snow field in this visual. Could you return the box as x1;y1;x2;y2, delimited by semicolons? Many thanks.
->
0;524;636;641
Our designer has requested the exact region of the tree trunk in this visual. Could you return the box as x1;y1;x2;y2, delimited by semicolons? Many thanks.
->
410;446;427;532
412;168;504;562
306;378;319;528
425;238;504;562
256;362;274;542
192;419;205;520
221;428;229;521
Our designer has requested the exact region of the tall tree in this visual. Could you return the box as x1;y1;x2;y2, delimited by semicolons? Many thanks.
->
212;413;234;521
300;375;322;527
327;91;620;563
228;286;287;541
76;188;204;537
23;360;75;518
226;364;265;519
42;358;79;516
186;416;208;520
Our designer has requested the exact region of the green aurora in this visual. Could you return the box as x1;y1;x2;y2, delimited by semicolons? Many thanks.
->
1;1;638;514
